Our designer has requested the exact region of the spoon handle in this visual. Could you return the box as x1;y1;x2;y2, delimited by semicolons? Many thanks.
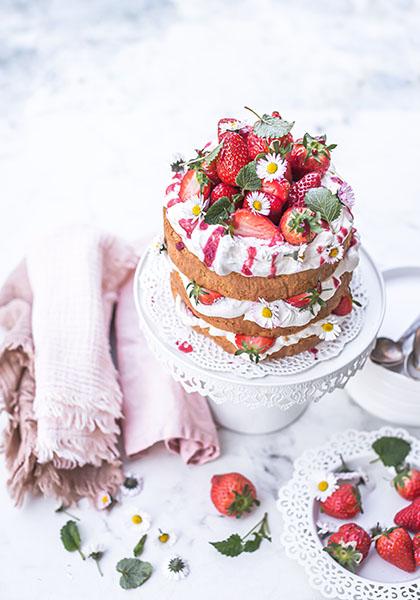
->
398;315;420;343
413;328;420;368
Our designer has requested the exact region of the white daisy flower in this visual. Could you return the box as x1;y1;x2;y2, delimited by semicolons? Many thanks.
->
338;182;355;209
219;119;245;135
316;520;338;537
155;529;178;548
244;298;281;329
310;471;339;501
96;492;113;510
125;507;152;535
180;194;209;223
246;191;271;216
121;473;144;497
317;319;342;342
321;243;344;265
163;556;190;581
84;541;105;577
297;243;308;263
256;153;287;182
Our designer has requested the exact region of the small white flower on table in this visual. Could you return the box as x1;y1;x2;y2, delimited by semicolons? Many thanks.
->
125;506;152;535
96;492;113;510
154;529;177;548
163;556;190;581
121;473;144;497
84;541;106;577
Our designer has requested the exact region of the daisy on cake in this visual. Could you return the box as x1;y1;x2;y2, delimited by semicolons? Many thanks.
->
164;107;360;363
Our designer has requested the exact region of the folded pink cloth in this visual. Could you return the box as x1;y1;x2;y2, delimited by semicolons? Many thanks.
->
116;274;220;465
0;228;219;506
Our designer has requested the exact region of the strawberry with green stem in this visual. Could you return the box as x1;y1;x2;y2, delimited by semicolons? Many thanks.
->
280;206;323;245
324;523;371;573
244;106;294;161
210;472;260;518
290;133;336;180
234;335;275;363
285;282;328;315
372;525;416;573
320;483;363;519
333;294;362;317
186;280;223;306
372;436;420;501
394;498;420;533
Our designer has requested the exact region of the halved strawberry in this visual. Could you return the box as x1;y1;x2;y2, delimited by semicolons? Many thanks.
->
290;133;336;180
286;283;325;314
179;169;211;201
187;280;223;306
234;334;275;363
289;172;322;206
210;182;240;206
216;132;249;186
262;179;290;222
232;209;278;240
280;206;323;245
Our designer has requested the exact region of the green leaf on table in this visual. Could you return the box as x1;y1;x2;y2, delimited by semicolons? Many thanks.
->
209;534;244;557
60;520;82;553
372;436;411;468
133;534;147;557
116;558;153;590
235;161;261;191
243;532;263;553
305;187;341;223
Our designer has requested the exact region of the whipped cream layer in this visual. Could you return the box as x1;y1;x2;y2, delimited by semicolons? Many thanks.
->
165;165;355;278
172;243;359;329
175;295;345;360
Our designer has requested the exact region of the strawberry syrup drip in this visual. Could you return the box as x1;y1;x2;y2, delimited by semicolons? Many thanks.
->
176;341;193;353
203;226;225;267
179;218;198;239
333;276;340;288
269;253;278;278
309;347;319;359
241;247;257;276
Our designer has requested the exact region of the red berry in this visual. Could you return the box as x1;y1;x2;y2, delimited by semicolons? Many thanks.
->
216;132;249;186
247;130;294;161
232;208;278;240
413;532;420;566
320;484;362;519
325;523;371;572
394;468;420;501
375;527;416;573
289;172;322;206
290;133;335;180
217;117;242;141
394;498;420;532
187;280;223;306
210;182;239;206
179;169;211;201
210;472;259;518
234;334;275;363
333;294;353;316
279;206;321;245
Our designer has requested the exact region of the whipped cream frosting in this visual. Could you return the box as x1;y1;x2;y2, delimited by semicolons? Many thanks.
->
172;243;359;329
174;295;345;360
165;165;355;278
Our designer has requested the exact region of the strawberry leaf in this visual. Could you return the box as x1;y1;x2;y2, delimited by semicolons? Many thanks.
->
243;533;262;553
235;161;261;191
60;520;85;560
305;187;341;223
209;534;244;557
203;141;223;165
204;196;235;226
372;436;411;468
133;534;147;557
116;558;153;589
253;114;294;139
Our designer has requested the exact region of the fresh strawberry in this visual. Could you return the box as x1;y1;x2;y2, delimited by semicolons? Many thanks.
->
217;117;243;141
210;472;259;518
210;182;240;206
216;132;249;186
290;133;336;180
232;208;278;240
333;294;353;317
394;468;420;501
288;172;322;206
247;129;294;160
324;523;371;572
374;526;416;573
280;206;322;245
234;334;275;363
202;157;220;183
285;284;324;315
394;498;420;532
320;484;362;519
413;532;420;566
179;169;211;201
262;179;290;205
186;280;223;306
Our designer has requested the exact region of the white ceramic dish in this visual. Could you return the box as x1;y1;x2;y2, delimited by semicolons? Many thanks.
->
277;427;420;600
347;266;420;426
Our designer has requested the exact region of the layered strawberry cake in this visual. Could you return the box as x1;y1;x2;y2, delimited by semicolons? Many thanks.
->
163;108;360;363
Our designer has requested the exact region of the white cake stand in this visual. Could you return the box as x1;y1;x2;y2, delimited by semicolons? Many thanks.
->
134;245;385;434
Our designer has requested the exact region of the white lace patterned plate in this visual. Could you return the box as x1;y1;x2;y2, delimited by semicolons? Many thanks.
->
277;427;420;600
134;243;384;408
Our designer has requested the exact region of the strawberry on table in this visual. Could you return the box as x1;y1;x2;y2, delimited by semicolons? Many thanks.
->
279;206;323;245
372;436;420;501
186;280;223;306
290;133;336;180
288;172;322;206
394;468;420;502
216;132;249;186
413;532;420;566
210;472;259;518
210;182;240;206
234;334;275;363
373;526;416;573
179;169;211;201
324;523;371;572
320;483;363;519
232;208;278;240
394;498;420;532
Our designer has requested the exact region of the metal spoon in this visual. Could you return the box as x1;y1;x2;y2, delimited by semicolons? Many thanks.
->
370;314;420;367
405;328;420;380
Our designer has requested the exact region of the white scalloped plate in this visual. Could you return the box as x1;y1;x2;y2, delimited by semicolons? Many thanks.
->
277;427;420;599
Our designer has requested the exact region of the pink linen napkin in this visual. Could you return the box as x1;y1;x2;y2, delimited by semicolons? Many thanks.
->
0;228;219;506
116;273;220;464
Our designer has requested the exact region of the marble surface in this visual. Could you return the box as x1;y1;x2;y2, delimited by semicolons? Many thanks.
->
1;1;420;599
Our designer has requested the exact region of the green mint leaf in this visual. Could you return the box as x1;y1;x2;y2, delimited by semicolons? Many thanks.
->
60;520;82;553
243;532;262;553
204;141;223;165
253;114;294;139
372;436;411;468
204;196;234;225
305;187;341;223
133;534;147;557
209;534;244;557
116;558;153;590
235;161;261;191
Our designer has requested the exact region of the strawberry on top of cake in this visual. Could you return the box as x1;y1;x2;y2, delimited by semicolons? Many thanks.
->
163;107;360;362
